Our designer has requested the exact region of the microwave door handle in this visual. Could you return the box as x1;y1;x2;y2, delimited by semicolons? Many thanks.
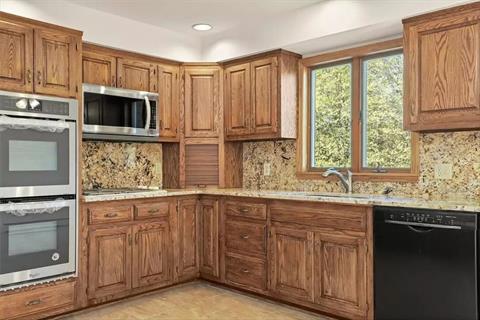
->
144;97;151;130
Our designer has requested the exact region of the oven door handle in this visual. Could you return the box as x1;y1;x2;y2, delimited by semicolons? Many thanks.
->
0;115;69;133
0;200;69;217
144;96;151;131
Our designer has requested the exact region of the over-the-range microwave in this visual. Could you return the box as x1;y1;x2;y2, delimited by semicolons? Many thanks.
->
83;84;159;142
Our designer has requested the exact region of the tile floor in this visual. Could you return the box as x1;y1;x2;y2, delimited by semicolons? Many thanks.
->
59;282;334;320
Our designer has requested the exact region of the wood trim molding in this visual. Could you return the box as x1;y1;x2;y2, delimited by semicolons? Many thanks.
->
301;38;403;67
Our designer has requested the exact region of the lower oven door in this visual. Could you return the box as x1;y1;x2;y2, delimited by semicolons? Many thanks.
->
0;198;76;287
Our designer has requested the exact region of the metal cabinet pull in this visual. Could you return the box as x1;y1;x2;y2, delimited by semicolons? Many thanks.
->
111;75;116;86
37;71;42;85
26;70;32;83
128;234;132;246
239;208;249;213
148;209;160;214
25;299;42;307
240;234;249;240
135;233;139;245
104;212;118;218
241;269;250;274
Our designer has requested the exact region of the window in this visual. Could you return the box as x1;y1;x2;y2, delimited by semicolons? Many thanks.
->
299;39;418;181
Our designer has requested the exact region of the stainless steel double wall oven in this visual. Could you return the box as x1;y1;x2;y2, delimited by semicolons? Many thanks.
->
0;90;78;289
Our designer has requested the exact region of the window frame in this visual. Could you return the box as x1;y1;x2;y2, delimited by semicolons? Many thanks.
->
297;38;419;182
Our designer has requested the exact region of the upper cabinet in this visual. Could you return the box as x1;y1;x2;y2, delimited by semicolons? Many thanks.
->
404;3;480;132
0;20;33;93
183;66;221;138
0;15;81;98
158;64;180;139
223;50;299;141
82;49;116;87
117;57;157;92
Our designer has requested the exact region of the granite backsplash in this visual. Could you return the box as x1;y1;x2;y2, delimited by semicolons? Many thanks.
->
82;141;163;190
243;131;480;200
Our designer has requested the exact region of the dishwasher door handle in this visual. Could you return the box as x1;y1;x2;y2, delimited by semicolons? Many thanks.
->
384;219;462;230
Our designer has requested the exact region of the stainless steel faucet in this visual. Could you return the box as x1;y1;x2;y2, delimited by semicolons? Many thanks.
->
322;168;353;193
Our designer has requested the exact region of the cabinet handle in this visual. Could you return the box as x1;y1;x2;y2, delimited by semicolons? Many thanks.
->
118;76;123;87
25;299;42;307
135;233;138;245
241;269;250;274
36;71;42;85
128;234;132;246
26;70;32;83
148;208;160;214
104;212;118;218
112;75;116;87
239;208;249;213
159;119;163;130
240;234;249;240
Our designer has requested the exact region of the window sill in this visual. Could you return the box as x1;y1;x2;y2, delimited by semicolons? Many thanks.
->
296;171;419;183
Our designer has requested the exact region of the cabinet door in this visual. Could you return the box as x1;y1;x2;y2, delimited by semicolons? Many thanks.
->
269;225;314;302
132;221;172;288
88;226;132;300
34;27;80;97
184;67;220;138
225;63;251;137
117;58;157;92
314;232;368;318
199;198;219;279
82;50;116;87
177;199;199;280
158;64;179;139
0;20;33;93
251;57;278;135
404;9;480;131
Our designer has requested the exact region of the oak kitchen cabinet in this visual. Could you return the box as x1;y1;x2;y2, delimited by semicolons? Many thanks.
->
269;200;372;320
223;50;299;141
177;198;200;281
403;3;480;131
85;199;174;304
0;14;81;98
199;197;220;280
82;44;180;141
183;65;221;138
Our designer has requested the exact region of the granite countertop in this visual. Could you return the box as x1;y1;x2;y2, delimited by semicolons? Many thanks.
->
81;188;480;213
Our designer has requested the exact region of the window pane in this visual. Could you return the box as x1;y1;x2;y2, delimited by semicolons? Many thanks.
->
311;62;352;168
362;53;411;169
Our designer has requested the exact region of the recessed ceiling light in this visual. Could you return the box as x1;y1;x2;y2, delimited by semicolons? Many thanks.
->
192;23;212;31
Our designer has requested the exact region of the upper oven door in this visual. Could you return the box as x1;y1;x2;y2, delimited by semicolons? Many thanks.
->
0;116;76;198
83;84;159;137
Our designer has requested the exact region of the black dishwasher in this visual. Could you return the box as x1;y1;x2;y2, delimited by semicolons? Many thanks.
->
374;206;478;320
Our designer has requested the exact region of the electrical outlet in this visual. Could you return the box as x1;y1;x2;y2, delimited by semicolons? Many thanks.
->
154;162;162;174
434;163;453;180
263;162;271;176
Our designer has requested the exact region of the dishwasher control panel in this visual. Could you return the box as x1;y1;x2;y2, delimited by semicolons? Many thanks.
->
378;206;477;229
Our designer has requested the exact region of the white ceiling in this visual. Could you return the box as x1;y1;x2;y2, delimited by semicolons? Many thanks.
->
65;0;322;36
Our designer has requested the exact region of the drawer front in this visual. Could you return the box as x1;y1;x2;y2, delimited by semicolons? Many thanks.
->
135;201;170;220
270;200;368;232
225;220;266;257
88;205;133;225
225;254;266;292
224;200;267;220
0;281;74;319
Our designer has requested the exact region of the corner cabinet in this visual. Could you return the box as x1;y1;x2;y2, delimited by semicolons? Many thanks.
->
223;50;299;141
0;15;81;98
183;66;221;138
403;3;480;131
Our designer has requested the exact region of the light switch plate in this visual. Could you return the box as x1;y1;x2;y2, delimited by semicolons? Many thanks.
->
154;162;162;174
263;162;271;176
434;163;453;180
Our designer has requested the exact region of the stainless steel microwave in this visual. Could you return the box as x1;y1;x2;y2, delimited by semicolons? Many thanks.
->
83;84;159;142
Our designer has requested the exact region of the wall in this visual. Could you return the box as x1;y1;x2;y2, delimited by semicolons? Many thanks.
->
82;142;163;190
243;131;480;200
0;0;202;61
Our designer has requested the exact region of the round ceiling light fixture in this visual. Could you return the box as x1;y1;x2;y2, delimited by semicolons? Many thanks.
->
192;23;212;31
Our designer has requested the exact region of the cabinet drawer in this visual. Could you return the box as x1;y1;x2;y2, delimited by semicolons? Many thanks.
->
88;205;133;225
224;200;266;220
134;201;170;220
225;220;266;257
0;281;74;319
225;253;266;292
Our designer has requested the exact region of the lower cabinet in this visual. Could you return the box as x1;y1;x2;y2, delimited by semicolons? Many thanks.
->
199;197;220;280
177;198;200;281
88;226;133;300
